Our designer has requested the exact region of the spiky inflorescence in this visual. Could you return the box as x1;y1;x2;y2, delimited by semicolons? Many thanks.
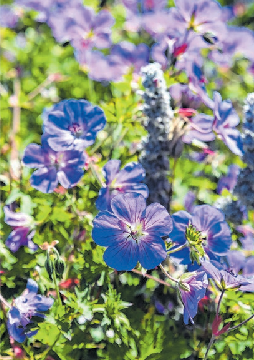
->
139;63;173;210
234;93;254;210
215;197;244;225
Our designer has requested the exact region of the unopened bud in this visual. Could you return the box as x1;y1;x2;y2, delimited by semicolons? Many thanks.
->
55;258;65;279
45;256;54;280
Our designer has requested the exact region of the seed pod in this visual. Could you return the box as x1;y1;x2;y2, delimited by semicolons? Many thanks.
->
45;256;54;280
55;258;65;279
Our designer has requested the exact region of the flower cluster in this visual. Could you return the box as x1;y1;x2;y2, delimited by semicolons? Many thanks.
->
7;279;54;343
139;63;173;210
23;99;106;193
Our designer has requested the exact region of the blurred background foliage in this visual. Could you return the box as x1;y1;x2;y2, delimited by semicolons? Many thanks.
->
0;0;254;359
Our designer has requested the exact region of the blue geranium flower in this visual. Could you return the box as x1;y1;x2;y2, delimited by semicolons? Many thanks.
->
96;160;149;211
7;279;54;343
169;205;232;265
92;193;172;271
43;99;106;151
23;135;86;193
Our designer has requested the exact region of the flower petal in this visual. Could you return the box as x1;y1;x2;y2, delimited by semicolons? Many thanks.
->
111;193;146;225
22;144;45;168
138;236;167;269
30;167;58;193
103;241;138;271
144;203;172;236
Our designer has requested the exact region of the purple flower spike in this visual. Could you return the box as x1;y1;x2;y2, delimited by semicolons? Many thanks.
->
179;271;208;324
212;92;243;156
201;260;252;291
43;99;106;151
4;206;37;253
170;205;232;265
23;135;86;193
96;160;149;211
92;193;172;271
7;279;54;343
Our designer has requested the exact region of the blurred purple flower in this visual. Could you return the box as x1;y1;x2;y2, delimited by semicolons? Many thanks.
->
170;205;232;265
201;260;253;291
111;42;149;76
7;279;54;343
189;148;216;163
123;0;169;37
23;135;86;193
184;191;196;213
182;113;215;144
4;206;37;253
0;5;22;28
76;50;125;82
92;193;172;271
212;92;243;156
238;225;254;251
43;99;106;151
170;83;202;110
217;164;239;194
179;271;208;324
96;160;149;211
51;5;115;50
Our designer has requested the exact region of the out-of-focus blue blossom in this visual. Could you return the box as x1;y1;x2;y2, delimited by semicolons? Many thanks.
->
170;83;202;110
170;205;232;265
23;135;86;193
122;0;169;38
111;42;149;76
215;197;245;225
76;49;125;82
217;164;239;194
184;191;196;213
51;5;115;51
96;160;149;211
179;271;208;324
212;91;243;156
166;0;227;43
0;5;22;28
238;225;254;251
4;206;37;253
209;27;254;68
201;260;253;291
7;279;54;343
43;99;106;151
182;113;215;144
92;193;172;271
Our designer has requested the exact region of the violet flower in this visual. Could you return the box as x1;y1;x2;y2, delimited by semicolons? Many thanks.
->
179;271;208;324
238;225;254;251
96;160;149;211
182;113;215;144
0;5;21;28
201;260;253;291
7;279;54;343
184;191;196;213
170;83;202;110
43;99;106;151
110;41;149;76
217;164;239;194
23;135;86;193
169;205;232;265
92;193;172;271
4;206;37;253
212;92;243;156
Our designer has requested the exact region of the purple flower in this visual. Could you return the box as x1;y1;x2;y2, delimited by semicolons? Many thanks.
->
167;0;227;42
0;5;21;28
123;0;169;37
52;5;115;50
96;160;149;211
76;49;125;82
110;42;149;76
182;113;215;144
179;271;208;324
170;205;232;265
170;83;202;110
201;260;252;291
23;135;86;193
43;99;106;151
4;206;38;253
184;191;196;213
7;279;54;343
238;225;254;251
92;193;172;271
212;92;243;156
217;164;239;194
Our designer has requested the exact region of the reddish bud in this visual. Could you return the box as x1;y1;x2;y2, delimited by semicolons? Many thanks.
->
13;345;25;359
178;108;197;117
212;315;231;337
173;43;188;57
54;185;67;194
59;278;79;289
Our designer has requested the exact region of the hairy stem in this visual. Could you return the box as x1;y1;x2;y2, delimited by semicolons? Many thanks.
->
132;269;171;287
159;264;179;284
204;336;215;360
227;313;254;333
168;243;187;254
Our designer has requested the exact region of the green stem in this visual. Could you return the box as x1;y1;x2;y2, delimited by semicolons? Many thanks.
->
204;336;215;360
0;294;11;308
227;313;254;333
52;268;62;307
159;264;179;284
168;243;187;254
89;161;104;187
132;269;171;287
